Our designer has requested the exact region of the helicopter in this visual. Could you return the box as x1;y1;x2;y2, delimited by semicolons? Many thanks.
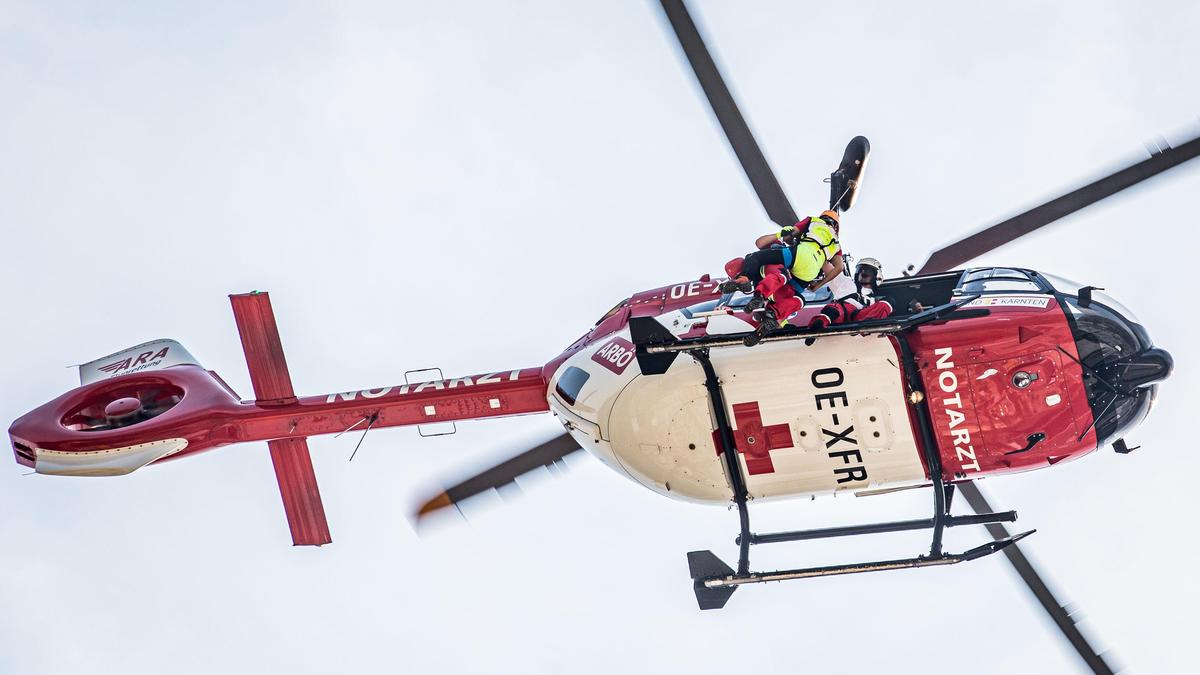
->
7;2;1198;673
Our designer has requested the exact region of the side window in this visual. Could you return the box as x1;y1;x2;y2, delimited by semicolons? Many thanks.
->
554;366;590;406
976;278;1041;292
959;268;1041;294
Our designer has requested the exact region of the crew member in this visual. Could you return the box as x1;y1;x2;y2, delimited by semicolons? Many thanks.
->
807;257;892;330
719;211;844;299
719;211;845;346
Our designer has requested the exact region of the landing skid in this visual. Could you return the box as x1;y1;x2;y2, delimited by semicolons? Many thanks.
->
683;333;1032;610
689;533;1031;610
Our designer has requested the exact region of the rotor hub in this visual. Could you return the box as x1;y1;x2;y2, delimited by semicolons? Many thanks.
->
104;397;144;425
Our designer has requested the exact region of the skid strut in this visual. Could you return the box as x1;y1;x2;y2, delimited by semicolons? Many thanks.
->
685;337;1034;610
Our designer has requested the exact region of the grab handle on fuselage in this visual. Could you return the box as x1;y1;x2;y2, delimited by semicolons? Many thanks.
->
1004;432;1047;456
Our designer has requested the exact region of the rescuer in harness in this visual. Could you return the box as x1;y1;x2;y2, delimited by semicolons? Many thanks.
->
718;210;846;346
807;257;893;332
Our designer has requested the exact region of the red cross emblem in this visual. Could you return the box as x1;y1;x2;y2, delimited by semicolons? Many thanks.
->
713;402;794;475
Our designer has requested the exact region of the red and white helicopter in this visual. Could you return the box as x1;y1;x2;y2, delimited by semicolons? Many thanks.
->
7;2;1196;671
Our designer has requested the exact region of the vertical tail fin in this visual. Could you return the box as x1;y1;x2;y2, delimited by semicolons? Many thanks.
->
230;292;331;546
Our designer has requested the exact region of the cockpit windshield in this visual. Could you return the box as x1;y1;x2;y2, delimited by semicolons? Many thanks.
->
1056;286;1158;447
958;268;1045;294
1040;273;1142;324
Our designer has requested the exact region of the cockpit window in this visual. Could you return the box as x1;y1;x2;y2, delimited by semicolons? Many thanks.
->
1040;272;1086;296
594;299;630;326
959;268;1043;294
1061;295;1153;446
1064;297;1143;363
1041;273;1142;324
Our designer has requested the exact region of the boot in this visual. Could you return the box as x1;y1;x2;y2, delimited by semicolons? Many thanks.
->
804;312;831;346
743;292;767;314
718;276;753;294
743;309;779;347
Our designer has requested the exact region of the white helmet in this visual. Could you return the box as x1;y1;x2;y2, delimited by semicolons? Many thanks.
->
856;257;883;279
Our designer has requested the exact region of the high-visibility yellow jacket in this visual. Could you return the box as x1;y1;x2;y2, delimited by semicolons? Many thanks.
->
778;216;840;282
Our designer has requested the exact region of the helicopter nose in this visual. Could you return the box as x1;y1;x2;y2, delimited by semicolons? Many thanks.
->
1061;291;1168;446
1118;347;1173;389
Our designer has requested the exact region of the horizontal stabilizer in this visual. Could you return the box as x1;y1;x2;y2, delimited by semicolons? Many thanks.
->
231;291;331;546
269;437;331;546
230;292;297;405
687;550;737;610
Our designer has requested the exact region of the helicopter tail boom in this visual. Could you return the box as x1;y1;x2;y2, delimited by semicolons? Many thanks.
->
9;292;551;545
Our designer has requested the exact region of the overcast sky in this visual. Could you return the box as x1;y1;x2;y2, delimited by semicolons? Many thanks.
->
3;1;1199;673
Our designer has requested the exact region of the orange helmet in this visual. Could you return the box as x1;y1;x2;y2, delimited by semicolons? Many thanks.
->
820;210;840;233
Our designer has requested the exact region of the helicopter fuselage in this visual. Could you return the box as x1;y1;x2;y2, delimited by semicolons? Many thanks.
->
9;267;1163;510
544;267;1119;504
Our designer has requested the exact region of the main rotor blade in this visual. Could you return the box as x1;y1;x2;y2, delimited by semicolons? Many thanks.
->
659;0;799;228
414;432;582;520
958;481;1116;674
918;132;1200;274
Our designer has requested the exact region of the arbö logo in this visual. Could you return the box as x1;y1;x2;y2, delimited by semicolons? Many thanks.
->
591;337;636;374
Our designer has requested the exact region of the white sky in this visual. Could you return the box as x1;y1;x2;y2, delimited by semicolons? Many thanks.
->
2;1;1199;673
